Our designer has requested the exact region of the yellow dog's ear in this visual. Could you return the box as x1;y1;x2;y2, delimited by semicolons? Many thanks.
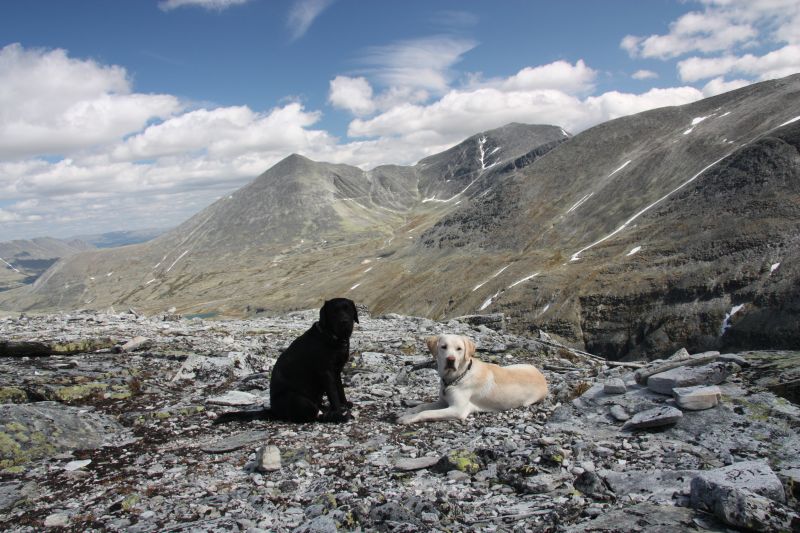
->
461;336;476;359
426;336;439;356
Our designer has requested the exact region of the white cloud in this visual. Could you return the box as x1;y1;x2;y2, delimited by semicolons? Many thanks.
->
0;209;21;223
111;103;327;161
622;0;800;73
345;58;703;141
0;43;181;159
678;55;740;82
632;69;658;80
678;44;800;82
621;5;761;59
495;60;596;95
620;0;800;110
359;36;477;93
328;76;376;116
701;76;751;96
348;83;703;143
287;0;335;41
158;0;250;11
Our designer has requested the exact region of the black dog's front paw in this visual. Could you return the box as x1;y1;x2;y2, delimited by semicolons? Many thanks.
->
319;409;352;423
344;400;354;409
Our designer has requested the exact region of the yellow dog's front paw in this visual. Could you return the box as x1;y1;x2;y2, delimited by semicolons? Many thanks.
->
396;413;416;425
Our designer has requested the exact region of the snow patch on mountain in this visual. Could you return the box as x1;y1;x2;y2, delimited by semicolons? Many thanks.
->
0;257;20;273
778;115;800;128
721;303;745;335
608;160;632;178
508;272;539;289
473;265;510;292
479;291;501;311
570;153;732;262
567;193;593;214
166;251;189;273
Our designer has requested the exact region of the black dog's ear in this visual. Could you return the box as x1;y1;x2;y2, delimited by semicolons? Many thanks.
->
351;300;359;323
319;300;329;329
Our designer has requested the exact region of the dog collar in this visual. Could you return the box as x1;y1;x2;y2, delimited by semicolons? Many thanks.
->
443;359;473;389
315;322;343;344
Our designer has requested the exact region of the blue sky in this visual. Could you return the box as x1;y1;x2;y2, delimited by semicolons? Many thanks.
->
1;0;799;241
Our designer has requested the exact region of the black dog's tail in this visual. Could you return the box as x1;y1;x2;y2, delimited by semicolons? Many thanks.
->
213;408;276;425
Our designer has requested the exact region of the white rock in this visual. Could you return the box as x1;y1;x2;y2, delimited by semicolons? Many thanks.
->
609;405;630;422
393;456;440;471
673;385;721;411
667;348;691;361
63;459;91;471
44;513;69;528
120;336;151;352
603;378;626;395
255;445;281;472
206;390;267;407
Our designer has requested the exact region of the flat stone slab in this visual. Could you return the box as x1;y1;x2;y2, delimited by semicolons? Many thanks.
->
673;385;721;410
623;405;682;430
601;468;699;503
647;361;739;395
0;483;24;513
690;460;785;506
393;456;441;472
690;461;795;531
565;502;700;532
199;430;269;453
0;402;129;467
205;390;268;407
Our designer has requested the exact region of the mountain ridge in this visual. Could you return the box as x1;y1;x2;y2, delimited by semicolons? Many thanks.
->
2;75;799;360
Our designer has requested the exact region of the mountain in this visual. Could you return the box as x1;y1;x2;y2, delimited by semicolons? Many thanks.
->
0;123;567;316
1;75;799;359
0;237;93;292
74;228;168;249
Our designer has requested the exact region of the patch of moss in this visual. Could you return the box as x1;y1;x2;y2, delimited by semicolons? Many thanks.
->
0;387;27;404
150;405;204;421
54;382;108;403
50;338;115;354
0;432;23;467
444;449;481;474
399;344;416;356
121;494;140;512
178;405;205;416
0;429;56;468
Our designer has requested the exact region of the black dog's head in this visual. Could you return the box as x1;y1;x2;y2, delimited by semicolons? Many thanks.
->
318;298;359;340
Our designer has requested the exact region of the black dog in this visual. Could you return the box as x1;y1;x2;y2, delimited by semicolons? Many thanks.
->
215;298;358;424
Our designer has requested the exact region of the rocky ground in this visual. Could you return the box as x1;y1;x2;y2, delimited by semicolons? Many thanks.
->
0;308;798;532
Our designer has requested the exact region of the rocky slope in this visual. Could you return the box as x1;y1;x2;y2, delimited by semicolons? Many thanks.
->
2;76;800;360
0;309;798;531
0;238;93;293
